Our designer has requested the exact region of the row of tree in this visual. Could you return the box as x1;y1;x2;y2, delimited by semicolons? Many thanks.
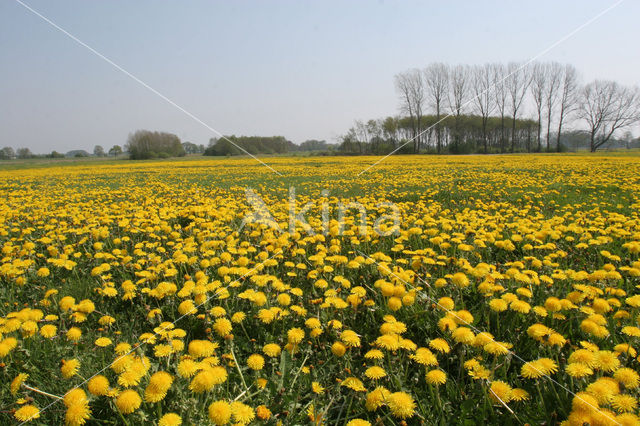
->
0;145;125;160
204;136;339;156
341;61;639;154
0;136;339;161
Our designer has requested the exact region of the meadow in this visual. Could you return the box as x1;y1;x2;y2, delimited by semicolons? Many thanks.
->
1;153;640;425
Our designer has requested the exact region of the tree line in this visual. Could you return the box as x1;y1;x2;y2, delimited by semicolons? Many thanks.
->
340;62;640;154
4;61;638;159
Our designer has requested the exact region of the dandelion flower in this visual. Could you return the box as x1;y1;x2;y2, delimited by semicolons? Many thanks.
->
14;405;40;422
566;363;594;378
429;338;451;353
40;324;57;338
230;401;255;424
386;391;416;419
189;366;227;393
256;405;271;420
611;394;638;413
87;375;110;396
365;386;390;411
426;369;447;385
489;381;513;404
510;388;530;401
364;366;386;380
65;401;91;426
145;371;173;402
287;328;304;344
346;420;371;426
411;347;438;366
63;389;88;407
188;340;216;358
158;413;182;426
595;351;620;372
213;318;232;337
614;368;640;388
364;349;384;360
177;358;201;378
208;400;232;425
262;343;281;358
10;373;28;395
312;381;325;394
94;337;112;347
247;354;265;371
341;377;366;392
66;327;82;341
331;341;346;357
61;359;80;378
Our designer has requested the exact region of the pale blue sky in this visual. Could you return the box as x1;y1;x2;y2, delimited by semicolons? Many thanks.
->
1;0;638;153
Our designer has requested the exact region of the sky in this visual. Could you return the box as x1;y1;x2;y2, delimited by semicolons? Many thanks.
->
1;0;638;154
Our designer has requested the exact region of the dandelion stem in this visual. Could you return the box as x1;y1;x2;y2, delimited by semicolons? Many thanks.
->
22;384;63;400
230;345;249;391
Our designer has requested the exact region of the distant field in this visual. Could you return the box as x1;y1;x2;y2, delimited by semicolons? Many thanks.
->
1;153;640;425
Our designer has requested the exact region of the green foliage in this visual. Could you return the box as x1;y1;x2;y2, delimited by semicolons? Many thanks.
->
204;136;295;156
126;130;185;160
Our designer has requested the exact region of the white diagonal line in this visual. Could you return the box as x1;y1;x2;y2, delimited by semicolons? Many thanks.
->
357;250;620;425
14;0;282;176
19;247;284;424
358;0;625;176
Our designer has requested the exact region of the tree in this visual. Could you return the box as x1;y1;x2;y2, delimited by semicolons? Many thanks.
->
299;140;329;151
505;62;531;152
181;141;199;154
93;145;105;157
579;80;640;152
529;63;547;151
381;117;399;148
109;145;123;157
493;63;508;152
394;69;425;153
556;64;579;151
447;65;470;153
17;148;33;159
204;136;293;156
48;151;65;159
544;63;562;151
0;147;15;160
424;63;449;153
126;130;185;159
471;64;496;153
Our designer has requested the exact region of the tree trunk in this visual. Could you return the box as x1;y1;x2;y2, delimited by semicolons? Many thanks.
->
500;115;505;153
436;105;441;154
536;110;542;152
556;109;565;151
511;113;517;153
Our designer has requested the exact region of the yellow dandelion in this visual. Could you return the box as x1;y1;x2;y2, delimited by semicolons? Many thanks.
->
386;391;416;419
115;389;141;414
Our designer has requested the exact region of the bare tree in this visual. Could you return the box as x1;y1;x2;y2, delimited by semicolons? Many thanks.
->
529;62;547;151
555;64;579;151
544;63;562;151
394;69;425;153
493;63;508;152
447;64;470;153
505;62;531;152
472;64;496;153
579;80;640;152
423;63;449;153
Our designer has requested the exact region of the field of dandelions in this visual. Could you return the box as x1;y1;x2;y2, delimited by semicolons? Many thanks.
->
1;153;640;425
